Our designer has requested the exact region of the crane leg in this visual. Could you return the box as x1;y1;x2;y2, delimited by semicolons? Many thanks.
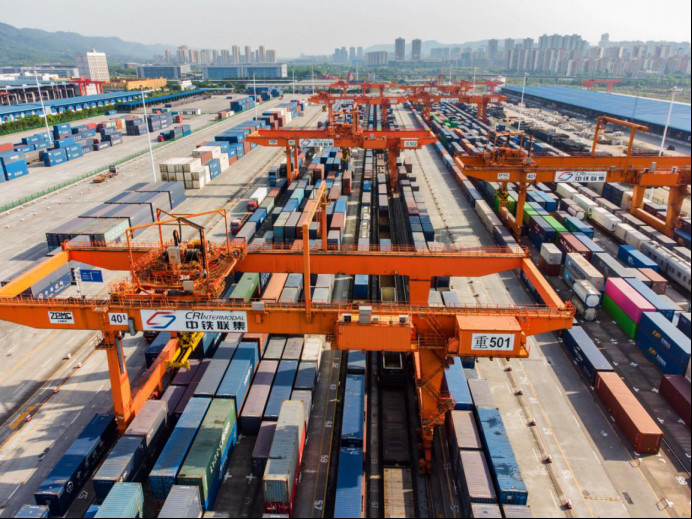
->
511;184;527;239
414;347;451;473
665;185;687;238
102;331;133;432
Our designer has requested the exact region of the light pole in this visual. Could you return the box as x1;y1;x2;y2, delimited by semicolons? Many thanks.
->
658;87;679;156
518;72;528;131
140;90;157;182
253;73;258;120
34;73;53;146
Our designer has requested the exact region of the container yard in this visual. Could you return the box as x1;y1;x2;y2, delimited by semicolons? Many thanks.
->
0;64;690;519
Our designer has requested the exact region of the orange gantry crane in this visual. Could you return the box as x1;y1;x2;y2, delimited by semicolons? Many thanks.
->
0;206;573;471
582;79;622;94
245;118;437;189
328;78;397;97
454;117;692;238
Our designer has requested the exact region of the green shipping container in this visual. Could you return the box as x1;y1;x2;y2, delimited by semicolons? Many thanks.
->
230;273;259;302
523;205;537;226
94;482;143;518
543;216;568;233
177;399;237;509
602;294;638;339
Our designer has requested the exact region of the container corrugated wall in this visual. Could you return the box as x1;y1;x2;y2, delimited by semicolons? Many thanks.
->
94;482;143;518
333;448;364;518
157;485;202;518
341;374;365;447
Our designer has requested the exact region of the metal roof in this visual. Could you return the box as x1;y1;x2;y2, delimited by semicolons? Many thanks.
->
0;91;134;117
502;85;691;133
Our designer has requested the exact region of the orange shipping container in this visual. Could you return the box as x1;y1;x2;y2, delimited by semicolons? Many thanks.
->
595;372;663;454
262;273;288;303
639;268;667;295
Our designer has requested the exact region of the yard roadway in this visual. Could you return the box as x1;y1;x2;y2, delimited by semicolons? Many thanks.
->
0;97;320;517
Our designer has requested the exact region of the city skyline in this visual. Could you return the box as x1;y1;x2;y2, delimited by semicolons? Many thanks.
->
1;0;689;57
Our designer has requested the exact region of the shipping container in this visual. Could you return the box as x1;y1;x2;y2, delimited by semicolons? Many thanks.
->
635;312;691;375
252;421;277;477
264;360;299;421
447;410;483;452
341;374;366;447
92;436;145;502
216;341;259;407
476;409;528;505
94;483;143;518
467;378;496;409
12;505;49;518
457;449;497;505
561;327;613;384
264;336;287;360
595;372;663;453
150;397;211;499
501;505;534;518
177;399;238;509
240;360;279;434
347;350;367;374
124;399;168;468
34;415;117;516
333;447;364;518
445;358;473;410
470;503;503;518
294;361;318;391
659;375;691;427
604;278;655;324
157;485;202;518
602;294;639;339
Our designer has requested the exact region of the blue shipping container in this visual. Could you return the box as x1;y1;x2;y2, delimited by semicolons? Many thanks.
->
144;332;172;369
33;415;117;515
333;448;364;518
341;374;365;447
445;358;473;410
635;312;691;375
346;351;366;374
618;245;658;271
92;435;145;502
294;361;317;391
263;360;299;420
677;312;691;338
476;409;528;505
561;327;613;385
149;397;211;499
216;342;259;406
625;278;676;321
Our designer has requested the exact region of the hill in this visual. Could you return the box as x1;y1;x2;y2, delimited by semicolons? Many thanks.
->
0;22;169;65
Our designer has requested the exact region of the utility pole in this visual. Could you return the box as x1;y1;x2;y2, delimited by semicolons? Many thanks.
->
34;73;53;146
140;90;157;182
658;87;679;156
518;73;528;131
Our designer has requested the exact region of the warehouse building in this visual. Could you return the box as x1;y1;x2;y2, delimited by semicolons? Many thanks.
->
503;85;691;142
137;65;191;80
202;64;288;79
0;91;136;123
104;77;168;91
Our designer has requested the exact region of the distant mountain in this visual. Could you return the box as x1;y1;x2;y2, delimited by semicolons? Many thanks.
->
0;22;170;65
364;39;489;56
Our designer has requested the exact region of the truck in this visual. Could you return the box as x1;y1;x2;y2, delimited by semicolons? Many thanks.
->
247;187;269;212
230;213;251;235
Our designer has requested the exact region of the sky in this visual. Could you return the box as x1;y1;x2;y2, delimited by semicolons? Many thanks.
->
1;0;690;57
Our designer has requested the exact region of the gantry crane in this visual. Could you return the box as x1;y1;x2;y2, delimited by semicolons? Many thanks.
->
582;79;622;94
453;117;691;238
0;202;573;471
328;77;397;97
245;118;437;189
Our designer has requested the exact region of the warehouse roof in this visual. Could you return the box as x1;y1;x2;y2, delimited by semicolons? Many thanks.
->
502;85;691;133
0;90;135;118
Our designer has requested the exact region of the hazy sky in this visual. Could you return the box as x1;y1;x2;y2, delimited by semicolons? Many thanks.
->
1;0;690;56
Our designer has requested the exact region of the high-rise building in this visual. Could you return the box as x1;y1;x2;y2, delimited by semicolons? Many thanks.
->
395;37;406;61
177;46;190;63
349;47;356;62
220;49;230;64
504;39;514;55
357;47;364;59
76;49;110;81
488;39;499;59
266;50;277;63
411;39;422;61
599;33;610;47
258;45;266;63
164;49;172;63
366;51;388;66
244;46;252;63
232;45;241;64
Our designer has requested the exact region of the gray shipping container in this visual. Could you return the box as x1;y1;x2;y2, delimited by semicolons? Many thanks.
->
157;485;202;518
282;337;303;360
278;287;300;304
264;336;287;360
125;400;168;451
251;422;276;476
290;390;313;429
467;379;496;410
239;360;279;435
447;410;482;451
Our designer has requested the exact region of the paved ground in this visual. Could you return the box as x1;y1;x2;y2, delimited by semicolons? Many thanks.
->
0;96;320;517
396;105;689;518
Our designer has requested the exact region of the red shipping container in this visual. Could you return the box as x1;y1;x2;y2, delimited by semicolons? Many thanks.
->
595;372;663;453
342;170;352;195
196;151;213;165
228;156;237;165
639;268;667;295
243;141;252;154
330;213;345;231
538;256;561;277
557;232;590;259
659;375;690;427
0;143;13;153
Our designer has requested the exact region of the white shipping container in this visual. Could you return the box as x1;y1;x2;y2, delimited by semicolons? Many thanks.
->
218;154;230;172
621;190;633;210
540;243;563;265
182;157;202;173
589;207;620;232
625;230;647;249
572;193;598;215
301;336;323;368
566;205;586;220
565;253;605;291
572;280;601;308
193;146;222;159
571;295;598;321
614;222;636;243
556;183;578;199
